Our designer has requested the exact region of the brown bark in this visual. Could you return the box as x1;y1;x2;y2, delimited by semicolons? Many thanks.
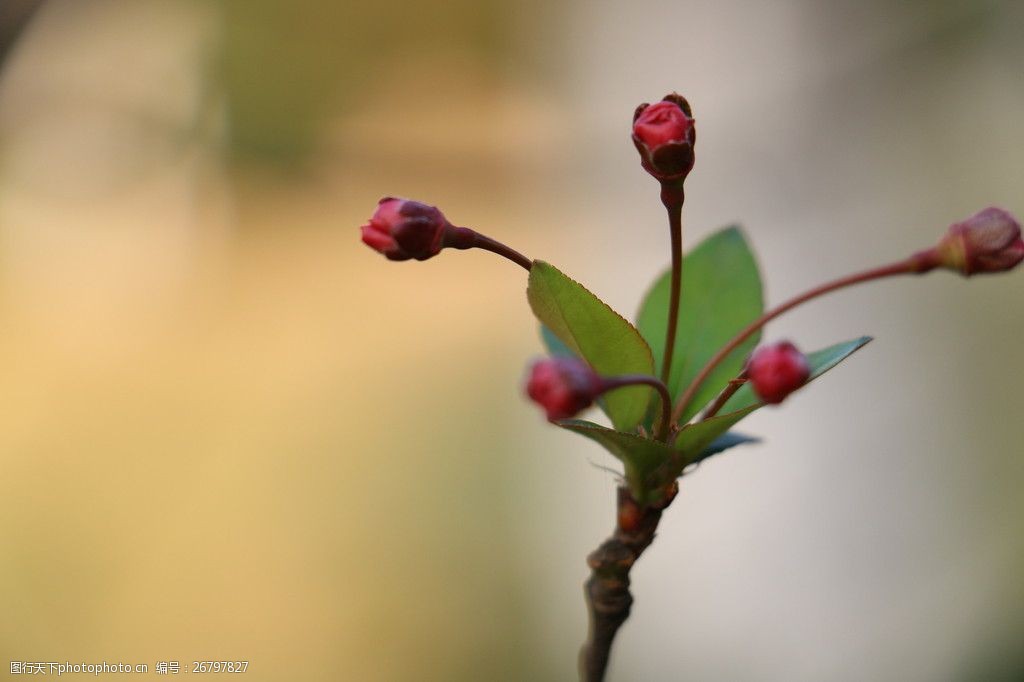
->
579;483;678;682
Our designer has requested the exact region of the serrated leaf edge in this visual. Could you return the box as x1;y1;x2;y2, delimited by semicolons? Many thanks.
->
529;261;655;372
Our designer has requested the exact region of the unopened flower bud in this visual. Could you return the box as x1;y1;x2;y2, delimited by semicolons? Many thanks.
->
632;93;696;182
360;197;450;261
930;207;1024;276
525;357;604;421
746;341;810;405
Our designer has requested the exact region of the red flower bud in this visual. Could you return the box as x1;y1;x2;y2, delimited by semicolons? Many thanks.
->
746;341;810;405
525;357;604;421
360;197;450;261
931;207;1024;276
632;93;696;182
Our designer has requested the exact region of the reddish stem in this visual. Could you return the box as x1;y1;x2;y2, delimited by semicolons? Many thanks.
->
671;255;932;424
700;371;748;421
600;375;674;442
445;226;533;271
659;183;685;387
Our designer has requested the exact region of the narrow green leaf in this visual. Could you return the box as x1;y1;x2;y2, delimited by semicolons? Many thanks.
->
528;262;655;431
720;336;873;414
695;431;760;463
557;419;673;501
637;226;764;423
672;406;758;462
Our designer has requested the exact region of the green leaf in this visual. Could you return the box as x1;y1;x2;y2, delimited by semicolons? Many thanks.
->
693;431;760;465
637;226;764;424
672;406;759;464
556;419;673;502
720;336;873;414
528;262;655;431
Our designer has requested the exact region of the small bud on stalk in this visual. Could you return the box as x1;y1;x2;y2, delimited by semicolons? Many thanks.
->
635;94;696;390
526;357;603;421
632;94;696;183
927;207;1024;276
526;357;676;440
360;197;449;261
360;197;533;270
747;341;810;405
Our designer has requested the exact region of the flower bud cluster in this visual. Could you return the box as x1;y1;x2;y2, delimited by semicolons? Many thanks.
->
359;95;1022;441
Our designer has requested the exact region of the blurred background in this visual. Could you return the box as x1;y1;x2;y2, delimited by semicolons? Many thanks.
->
0;0;1021;680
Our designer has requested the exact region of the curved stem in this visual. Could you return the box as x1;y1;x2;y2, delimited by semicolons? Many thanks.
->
471;233;533;271
600;375;673;442
671;257;924;424
445;226;533;271
659;184;685;386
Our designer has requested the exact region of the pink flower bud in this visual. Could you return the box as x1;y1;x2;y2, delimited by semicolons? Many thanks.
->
525;357;604;421
931;207;1024;276
632;93;696;182
746;341;811;405
360;197;450;261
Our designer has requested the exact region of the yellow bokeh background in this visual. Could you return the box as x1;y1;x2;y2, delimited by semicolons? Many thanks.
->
0;1;1022;680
